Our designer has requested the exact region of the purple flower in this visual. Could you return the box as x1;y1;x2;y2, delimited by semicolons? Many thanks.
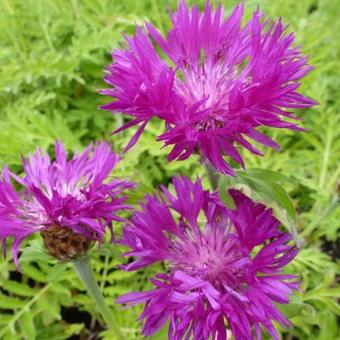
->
0;142;134;268
100;1;316;175
117;176;299;339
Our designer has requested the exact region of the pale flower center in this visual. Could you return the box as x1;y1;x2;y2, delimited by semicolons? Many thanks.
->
169;228;248;289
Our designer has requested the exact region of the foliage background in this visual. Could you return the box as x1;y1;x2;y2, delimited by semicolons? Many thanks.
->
0;0;339;339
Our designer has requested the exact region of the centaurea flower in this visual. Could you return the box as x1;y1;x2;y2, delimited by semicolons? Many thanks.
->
118;176;299;339
100;1;316;175
0;142;133;268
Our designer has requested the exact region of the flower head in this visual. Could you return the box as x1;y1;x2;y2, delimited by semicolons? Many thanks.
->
100;1;316;175
118;176;299;339
0;142;134;267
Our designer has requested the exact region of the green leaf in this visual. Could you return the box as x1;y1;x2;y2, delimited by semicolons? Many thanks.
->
46;263;69;282
0;280;37;297
240;168;298;185
0;294;27;309
37;296;61;322
0;315;13;326
20;239;52;263
218;177;236;209
21;311;36;340
221;168;300;244
278;302;315;318
21;264;48;283
317;310;338;340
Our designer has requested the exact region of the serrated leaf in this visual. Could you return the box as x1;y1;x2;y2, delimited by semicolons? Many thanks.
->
0;280;37;297
21;311;36;340
21;264;48;283
37;296;61;322
0;294;27;309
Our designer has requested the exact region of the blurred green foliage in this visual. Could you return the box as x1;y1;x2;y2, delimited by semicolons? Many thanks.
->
0;0;339;339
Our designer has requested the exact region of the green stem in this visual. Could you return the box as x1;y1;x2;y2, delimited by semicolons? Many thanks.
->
203;161;220;190
72;256;123;339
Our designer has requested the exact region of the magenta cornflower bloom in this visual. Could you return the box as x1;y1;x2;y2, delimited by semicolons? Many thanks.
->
117;176;299;339
0;142;134;268
100;1;316;175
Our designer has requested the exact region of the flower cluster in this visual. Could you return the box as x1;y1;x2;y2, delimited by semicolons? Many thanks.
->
118;176;298;339
0;1;313;338
100;1;316;175
0;142;133;267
